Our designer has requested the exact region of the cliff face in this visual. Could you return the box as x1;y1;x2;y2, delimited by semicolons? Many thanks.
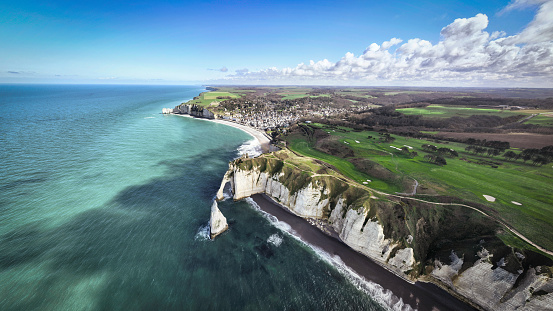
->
217;156;417;275
217;153;553;311
173;104;215;119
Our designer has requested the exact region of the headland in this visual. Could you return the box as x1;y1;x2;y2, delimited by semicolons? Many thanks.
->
167;86;553;311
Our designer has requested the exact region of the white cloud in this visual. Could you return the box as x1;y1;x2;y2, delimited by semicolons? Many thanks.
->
235;68;249;75
500;0;549;14
225;2;553;87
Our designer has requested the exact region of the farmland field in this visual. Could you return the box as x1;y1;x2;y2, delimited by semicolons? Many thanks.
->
436;132;553;149
397;104;522;118
525;113;553;127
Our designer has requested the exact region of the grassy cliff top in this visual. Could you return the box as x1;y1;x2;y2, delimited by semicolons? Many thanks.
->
181;91;241;108
283;122;553;255
233;149;553;272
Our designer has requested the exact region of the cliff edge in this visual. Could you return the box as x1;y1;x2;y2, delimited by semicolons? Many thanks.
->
216;150;553;311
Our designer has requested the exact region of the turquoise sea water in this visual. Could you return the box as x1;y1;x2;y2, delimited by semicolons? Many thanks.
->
0;85;385;310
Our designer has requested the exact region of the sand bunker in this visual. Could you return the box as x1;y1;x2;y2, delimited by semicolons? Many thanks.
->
483;195;496;202
511;201;522;206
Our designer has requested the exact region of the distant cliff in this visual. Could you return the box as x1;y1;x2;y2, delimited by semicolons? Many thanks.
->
173;103;215;119
216;151;553;311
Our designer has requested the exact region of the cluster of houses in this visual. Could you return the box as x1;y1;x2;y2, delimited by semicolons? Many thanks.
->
164;95;373;132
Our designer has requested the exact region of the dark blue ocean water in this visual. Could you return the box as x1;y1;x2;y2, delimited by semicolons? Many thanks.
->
0;84;388;310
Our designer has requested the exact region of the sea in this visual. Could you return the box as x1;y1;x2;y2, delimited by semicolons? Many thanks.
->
0;84;394;310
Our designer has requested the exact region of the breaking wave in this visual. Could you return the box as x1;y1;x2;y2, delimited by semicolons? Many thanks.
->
237;138;262;158
244;197;415;311
267;233;283;247
195;222;211;241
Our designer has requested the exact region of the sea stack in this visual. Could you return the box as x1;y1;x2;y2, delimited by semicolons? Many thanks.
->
210;200;228;239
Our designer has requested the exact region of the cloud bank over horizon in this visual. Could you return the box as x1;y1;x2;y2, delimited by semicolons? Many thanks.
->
223;0;553;87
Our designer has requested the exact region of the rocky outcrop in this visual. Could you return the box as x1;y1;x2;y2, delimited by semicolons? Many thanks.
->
173;104;215;119
216;153;553;310
210;201;228;239
429;249;553;310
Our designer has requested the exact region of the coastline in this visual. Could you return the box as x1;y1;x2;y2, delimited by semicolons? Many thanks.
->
250;193;477;311
169;103;475;310
171;113;272;153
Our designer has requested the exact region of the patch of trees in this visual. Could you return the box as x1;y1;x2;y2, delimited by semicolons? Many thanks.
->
427;97;553;110
424;154;447;166
465;145;501;157
378;132;396;143
400;146;418;158
503;145;553;166
394;102;430;109
422;144;458;158
356;107;524;130
464;139;510;151
308;117;367;131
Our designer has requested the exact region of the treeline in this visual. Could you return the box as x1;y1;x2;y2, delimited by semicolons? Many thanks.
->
502;146;553;166
464;139;510;151
353;106;523;130
427;97;553;109
422;144;459;157
462;144;553;166
465;146;502;157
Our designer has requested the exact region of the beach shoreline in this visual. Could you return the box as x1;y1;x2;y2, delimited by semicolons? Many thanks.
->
171;113;272;153
250;193;477;311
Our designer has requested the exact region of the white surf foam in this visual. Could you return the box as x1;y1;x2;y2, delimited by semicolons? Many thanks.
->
222;188;233;201
267;233;283;247
244;197;415;311
237;139;263;158
195;223;211;241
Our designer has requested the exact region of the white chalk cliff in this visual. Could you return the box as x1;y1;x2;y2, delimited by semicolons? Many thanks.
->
216;160;416;274
210;201;228;239
215;156;553;310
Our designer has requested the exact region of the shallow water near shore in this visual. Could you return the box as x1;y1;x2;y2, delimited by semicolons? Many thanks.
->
0;85;386;310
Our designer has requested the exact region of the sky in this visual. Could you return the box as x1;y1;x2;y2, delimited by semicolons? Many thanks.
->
1;0;552;87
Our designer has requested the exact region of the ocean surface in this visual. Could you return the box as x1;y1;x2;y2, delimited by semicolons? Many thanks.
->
0;84;389;310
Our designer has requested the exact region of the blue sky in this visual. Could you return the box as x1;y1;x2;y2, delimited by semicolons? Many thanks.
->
1;0;551;86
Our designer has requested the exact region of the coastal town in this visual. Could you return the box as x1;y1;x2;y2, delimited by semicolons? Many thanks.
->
164;90;373;132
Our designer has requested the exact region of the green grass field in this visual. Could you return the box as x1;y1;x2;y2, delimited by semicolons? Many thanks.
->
397;104;522;118
286;123;553;251
183;91;241;107
525;113;553;127
202;92;239;100
281;94;331;100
